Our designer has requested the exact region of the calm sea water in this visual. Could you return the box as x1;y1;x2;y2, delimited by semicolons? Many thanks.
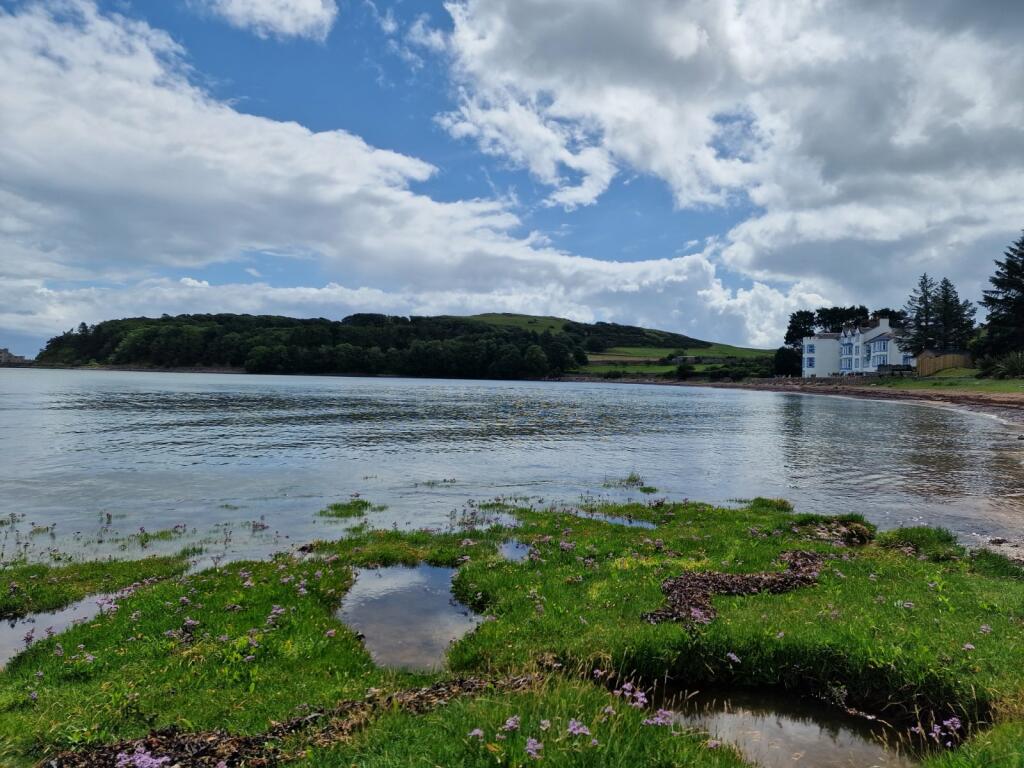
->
1;368;1021;564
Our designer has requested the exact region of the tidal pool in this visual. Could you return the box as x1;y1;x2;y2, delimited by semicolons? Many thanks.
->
0;596;104;668
499;539;531;561
672;689;918;768
337;565;481;670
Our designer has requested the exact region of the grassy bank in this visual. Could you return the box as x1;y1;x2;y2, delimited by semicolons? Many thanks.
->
1;498;1022;766
843;373;1024;394
0;555;189;619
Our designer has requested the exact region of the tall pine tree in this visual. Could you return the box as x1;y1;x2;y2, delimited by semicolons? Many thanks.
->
982;232;1024;356
934;278;976;352
903;274;938;355
784;310;817;349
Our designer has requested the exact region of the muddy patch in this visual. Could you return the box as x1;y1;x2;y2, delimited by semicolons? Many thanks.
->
338;565;481;670
47;675;541;767
643;550;826;625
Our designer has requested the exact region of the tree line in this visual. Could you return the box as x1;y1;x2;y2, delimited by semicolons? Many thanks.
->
37;314;593;379
777;231;1024;376
36;313;715;380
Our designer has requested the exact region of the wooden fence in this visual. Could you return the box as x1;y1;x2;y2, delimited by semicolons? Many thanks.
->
917;352;972;376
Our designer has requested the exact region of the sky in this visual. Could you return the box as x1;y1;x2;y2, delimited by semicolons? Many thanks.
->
1;0;1023;356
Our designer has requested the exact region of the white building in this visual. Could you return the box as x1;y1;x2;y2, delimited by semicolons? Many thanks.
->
801;318;915;378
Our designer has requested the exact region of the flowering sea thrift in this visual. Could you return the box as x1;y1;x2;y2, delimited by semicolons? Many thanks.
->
525;737;543;759
566;718;591;736
643;709;673;726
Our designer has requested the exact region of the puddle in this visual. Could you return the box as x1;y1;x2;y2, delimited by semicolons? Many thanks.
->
499;540;531;561
338;565;481;670
572;511;656;529
1;596;104;668
671;689;918;768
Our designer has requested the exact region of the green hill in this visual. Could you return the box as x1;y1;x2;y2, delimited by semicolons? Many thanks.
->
37;312;771;380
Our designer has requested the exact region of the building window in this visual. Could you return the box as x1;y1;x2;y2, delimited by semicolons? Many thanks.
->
878;340;889;352
806;357;815;369
903;354;914;366
841;343;853;355
805;343;816;354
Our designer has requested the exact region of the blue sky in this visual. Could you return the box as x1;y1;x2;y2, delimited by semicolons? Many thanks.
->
1;0;1021;356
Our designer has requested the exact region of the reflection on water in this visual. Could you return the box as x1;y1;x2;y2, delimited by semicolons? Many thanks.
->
337;565;480;670
0;596;104;668
673;689;918;768
499;540;531;561
1;369;1022;565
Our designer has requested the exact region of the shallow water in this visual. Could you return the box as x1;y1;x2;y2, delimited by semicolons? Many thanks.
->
673;689;918;768
499;540;531;561
0;595;104;668
2;368;1022;566
337;565;481;670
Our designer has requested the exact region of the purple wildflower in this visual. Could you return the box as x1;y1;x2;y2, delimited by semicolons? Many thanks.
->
525;737;543;759
707;739;722;749
468;728;484;740
979;624;992;635
115;746;171;767
726;652;741;664
501;715;521;732
643;709;673;726
325;629;337;638
567;719;591;737
590;738;599;747
963;643;975;651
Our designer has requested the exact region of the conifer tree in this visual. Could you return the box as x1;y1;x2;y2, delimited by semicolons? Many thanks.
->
982;232;1024;356
934;277;976;352
902;273;938;355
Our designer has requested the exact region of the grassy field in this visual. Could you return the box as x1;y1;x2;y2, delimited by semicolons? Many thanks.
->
600;344;771;360
467;313;569;333
2;498;1022;766
585;363;677;375
847;372;1024;394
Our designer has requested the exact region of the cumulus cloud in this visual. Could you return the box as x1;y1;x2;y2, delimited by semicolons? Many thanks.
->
0;0;794;353
440;0;1024;308
195;0;338;41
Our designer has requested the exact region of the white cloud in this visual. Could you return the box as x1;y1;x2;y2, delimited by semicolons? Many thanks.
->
0;0;793;352
439;0;1024;310
195;0;338;41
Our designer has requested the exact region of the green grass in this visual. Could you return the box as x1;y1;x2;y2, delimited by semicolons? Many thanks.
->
319;498;386;518
295;678;747;768
849;375;1024;393
2;498;1023;766
600;345;771;360
586;364;676;375
0;555;189;619
467;313;568;333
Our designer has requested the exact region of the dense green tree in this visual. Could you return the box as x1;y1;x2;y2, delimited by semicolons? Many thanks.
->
870;308;907;328
981;232;1024;357
902;274;939;355
773;346;802;377
814;305;869;333
784;310;817;348
522;345;549;377
934;278;976;352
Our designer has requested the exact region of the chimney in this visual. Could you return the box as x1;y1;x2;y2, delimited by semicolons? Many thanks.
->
878;317;890;330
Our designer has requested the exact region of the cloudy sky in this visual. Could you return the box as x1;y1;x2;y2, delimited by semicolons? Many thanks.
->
2;0;1023;355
